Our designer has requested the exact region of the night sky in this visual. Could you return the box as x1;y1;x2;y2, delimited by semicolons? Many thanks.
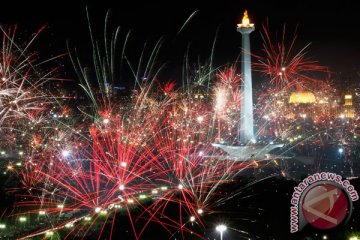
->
1;1;360;239
1;0;360;77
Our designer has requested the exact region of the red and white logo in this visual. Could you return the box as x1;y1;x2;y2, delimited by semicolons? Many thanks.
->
301;183;349;229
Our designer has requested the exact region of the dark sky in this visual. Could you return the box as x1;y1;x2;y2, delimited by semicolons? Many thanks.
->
1;0;360;76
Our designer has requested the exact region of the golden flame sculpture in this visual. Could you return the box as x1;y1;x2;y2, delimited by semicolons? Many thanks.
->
242;10;250;25
237;10;254;28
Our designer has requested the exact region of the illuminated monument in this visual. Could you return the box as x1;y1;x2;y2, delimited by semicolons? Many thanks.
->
237;10;255;143
213;10;283;160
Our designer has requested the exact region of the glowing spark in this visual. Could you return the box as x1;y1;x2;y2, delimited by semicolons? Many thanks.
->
61;150;71;157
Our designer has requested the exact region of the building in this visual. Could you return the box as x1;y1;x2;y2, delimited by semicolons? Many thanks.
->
343;94;355;118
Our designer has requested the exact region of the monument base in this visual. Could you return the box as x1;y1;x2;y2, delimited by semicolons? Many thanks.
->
212;143;285;161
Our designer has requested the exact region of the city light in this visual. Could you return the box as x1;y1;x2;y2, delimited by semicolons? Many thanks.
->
38;210;46;216
216;224;227;240
65;223;74;228
45;230;54;236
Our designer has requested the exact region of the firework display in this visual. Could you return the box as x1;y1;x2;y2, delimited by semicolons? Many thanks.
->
0;8;359;240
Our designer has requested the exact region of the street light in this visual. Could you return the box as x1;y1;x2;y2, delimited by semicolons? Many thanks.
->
338;148;344;154
216;224;227;240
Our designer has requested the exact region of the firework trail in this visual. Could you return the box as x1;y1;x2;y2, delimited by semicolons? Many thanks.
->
0;25;63;128
251;22;335;143
253;21;330;91
12;8;170;239
4;10;309;240
0;24;70;184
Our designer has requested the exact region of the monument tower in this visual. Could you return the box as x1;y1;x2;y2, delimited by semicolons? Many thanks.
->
237;10;255;143
213;10;283;160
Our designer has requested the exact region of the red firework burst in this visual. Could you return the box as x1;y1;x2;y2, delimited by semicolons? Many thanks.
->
253;21;330;91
